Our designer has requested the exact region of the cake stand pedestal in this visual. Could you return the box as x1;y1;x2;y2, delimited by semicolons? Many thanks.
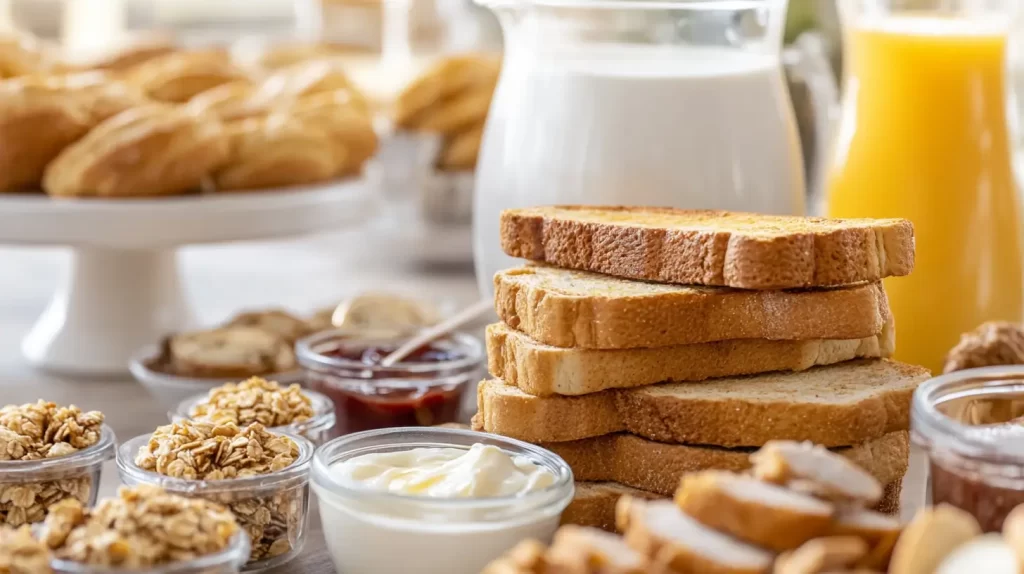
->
0;180;375;376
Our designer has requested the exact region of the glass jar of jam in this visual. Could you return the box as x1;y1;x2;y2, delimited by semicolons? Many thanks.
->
913;366;1024;532
295;330;483;436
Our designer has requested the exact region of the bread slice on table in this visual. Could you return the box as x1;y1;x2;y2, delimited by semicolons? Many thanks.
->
495;265;892;349
487;321;894;396
499;206;914;290
617;496;774;574
537;431;909;499
476;360;929;446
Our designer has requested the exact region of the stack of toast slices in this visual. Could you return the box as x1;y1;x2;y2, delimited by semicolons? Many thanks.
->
473;206;931;531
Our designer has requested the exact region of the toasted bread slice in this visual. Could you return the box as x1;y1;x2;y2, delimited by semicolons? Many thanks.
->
495;265;893;349
675;471;835;551
751;441;884;505
487;322;894;396
533;431;909;498
563;480;904;533
563;482;663;532
476;360;928;447
617;496;774;574
499;206;914;290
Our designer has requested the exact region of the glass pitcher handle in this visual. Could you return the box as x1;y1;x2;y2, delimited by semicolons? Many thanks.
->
785;32;840;216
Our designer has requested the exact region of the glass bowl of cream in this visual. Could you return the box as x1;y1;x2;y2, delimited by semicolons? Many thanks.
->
310;426;574;574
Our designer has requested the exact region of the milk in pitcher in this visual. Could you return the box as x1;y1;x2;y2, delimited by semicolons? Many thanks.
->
473;44;805;291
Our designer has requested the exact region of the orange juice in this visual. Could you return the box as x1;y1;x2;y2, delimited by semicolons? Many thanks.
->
826;16;1022;374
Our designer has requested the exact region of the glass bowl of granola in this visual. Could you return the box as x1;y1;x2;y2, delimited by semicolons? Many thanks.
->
44;485;251;574
0;401;116;527
116;421;314;571
169;377;336;445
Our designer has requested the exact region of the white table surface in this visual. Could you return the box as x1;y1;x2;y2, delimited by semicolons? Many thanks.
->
0;234;927;572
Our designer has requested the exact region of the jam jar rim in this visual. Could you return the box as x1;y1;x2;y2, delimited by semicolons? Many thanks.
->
311;427;575;515
0;425;116;478
116;429;315;495
294;329;484;376
49;531;251;574
169;388;337;438
912;365;1024;462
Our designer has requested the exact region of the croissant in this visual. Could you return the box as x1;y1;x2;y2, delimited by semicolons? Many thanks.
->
43;105;230;198
438;123;483;171
128;50;248;103
211;115;340;191
394;54;500;128
185;80;262;121
240;41;354;72
410;83;494;136
76;36;178;73
0;32;51;78
255;60;370;116
0;74;146;192
285;91;378;175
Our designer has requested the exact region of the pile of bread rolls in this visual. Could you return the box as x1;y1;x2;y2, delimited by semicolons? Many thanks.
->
393;53;499;172
0;34;377;197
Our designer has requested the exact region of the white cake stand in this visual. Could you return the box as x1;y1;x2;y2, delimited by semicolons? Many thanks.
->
0;180;375;376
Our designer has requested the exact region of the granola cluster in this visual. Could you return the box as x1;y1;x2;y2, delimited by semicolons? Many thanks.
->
135;420;297;480
0;401;104;527
41;486;238;568
190;377;314;428
134;420;303;562
0;525;51;574
0;401;104;461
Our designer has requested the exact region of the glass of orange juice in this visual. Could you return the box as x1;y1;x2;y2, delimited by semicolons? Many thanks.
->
826;0;1023;374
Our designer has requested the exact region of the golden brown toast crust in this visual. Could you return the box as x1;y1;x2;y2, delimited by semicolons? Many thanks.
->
494;266;893;349
476;360;928;447
500;206;914;290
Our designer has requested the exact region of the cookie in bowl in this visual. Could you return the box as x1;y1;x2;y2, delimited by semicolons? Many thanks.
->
225;309;313;344
42;104;230;198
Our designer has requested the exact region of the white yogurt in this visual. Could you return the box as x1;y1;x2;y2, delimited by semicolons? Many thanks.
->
313;441;572;574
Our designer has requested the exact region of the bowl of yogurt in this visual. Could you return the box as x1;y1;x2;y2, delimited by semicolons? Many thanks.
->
310;427;574;574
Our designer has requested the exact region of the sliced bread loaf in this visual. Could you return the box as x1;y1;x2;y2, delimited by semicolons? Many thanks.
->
500;206;914;290
487;321;894;395
495;265;892;349
476;360;929;447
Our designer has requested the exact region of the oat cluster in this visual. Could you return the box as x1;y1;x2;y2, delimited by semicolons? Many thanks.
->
0;525;51;574
41;486;238;568
134;420;303;563
190;377;314;428
0;478;92;527
135;420;298;480
0;401;104;461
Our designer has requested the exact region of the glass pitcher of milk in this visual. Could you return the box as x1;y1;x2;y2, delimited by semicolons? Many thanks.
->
472;0;819;295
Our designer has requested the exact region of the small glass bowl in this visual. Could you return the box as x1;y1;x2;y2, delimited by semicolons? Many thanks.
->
0;425;116;526
295;330;484;435
130;344;305;411
116;430;314;571
50;532;251;574
311;427;574;574
913;365;1024;532
169;389;337;446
